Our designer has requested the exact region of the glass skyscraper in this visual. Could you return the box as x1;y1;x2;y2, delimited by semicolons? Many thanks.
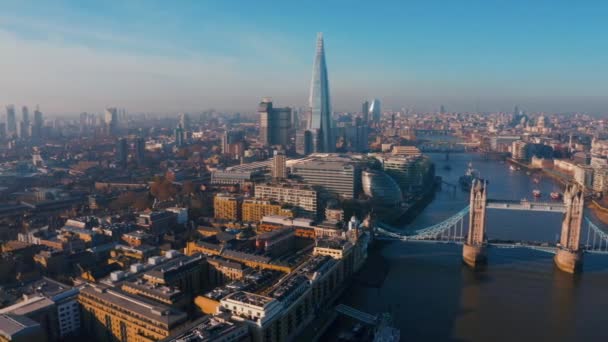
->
307;33;333;152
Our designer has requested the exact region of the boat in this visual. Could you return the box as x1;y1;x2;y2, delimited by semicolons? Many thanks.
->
443;164;452;171
550;192;562;200
459;162;479;191
532;189;541;198
509;165;517;171
533;177;540;184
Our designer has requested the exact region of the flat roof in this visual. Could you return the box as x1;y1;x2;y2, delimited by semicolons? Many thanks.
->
80;284;187;327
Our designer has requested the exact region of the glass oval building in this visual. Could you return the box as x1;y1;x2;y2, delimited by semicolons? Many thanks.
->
362;169;403;207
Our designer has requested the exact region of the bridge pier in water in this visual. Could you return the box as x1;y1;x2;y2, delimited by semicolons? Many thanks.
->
463;179;487;268
554;184;585;273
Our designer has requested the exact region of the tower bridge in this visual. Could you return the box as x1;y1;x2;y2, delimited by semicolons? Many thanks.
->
376;180;608;273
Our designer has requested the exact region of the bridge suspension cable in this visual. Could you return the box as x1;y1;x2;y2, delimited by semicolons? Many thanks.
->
376;206;470;241
584;218;608;254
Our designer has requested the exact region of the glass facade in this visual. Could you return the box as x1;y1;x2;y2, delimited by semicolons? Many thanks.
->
308;33;333;152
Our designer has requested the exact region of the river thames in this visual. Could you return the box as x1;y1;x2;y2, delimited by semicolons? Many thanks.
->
326;152;608;341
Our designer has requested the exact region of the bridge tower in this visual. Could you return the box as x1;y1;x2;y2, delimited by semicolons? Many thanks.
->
554;184;584;273
463;179;487;268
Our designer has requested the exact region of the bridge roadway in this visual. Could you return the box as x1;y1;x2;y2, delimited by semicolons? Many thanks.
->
486;199;566;213
335;304;377;325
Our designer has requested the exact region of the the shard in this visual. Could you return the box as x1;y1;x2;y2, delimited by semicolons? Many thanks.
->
307;32;333;152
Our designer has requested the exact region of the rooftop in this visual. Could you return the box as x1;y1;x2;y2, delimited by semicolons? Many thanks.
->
222;291;276;309
0;313;40;338
80;284;187;327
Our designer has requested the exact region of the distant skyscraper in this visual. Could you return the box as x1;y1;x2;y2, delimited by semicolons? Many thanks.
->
369;99;381;126
174;125;185;147
258;98;291;147
440;105;446;115
116;138;128;167
105;108;118;136
32;106;43;138
6;105;16;136
307;33;333;152
178;113;190;131
362;101;370;123
271;150;287;180
21;106;29;124
135;137;145;166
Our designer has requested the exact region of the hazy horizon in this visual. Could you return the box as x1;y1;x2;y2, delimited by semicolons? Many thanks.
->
2;1;608;115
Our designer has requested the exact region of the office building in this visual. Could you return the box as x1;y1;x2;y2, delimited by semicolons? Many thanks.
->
361;169;403;206
307;33;333;153
174;126;185;147
116;138;128;167
32;107;43;139
6;105;16;136
362;101;369;123
178;112;190;131
104;108;118;136
380;155;434;192
369;99;381;126
295;129;314;156
21;106;29;125
271;150;287;180
290;154;367;199
135;137;145;165
259;98;291;147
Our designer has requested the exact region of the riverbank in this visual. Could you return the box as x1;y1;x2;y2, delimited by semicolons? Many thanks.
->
588;200;608;225
386;179;438;227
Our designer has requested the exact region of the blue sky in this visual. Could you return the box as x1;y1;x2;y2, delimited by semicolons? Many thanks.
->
1;0;608;114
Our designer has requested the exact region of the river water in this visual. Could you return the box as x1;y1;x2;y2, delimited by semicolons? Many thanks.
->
330;152;608;341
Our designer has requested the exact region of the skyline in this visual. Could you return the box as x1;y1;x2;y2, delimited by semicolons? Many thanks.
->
2;1;608;115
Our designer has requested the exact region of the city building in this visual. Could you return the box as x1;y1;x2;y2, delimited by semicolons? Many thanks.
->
104;107;118;136
0;314;44;342
379;155;434;193
361;100;369;123
211;170;263;187
289;154;369;199
369;99;381;126
271;150;287;180
258;99;291;147
306;33;333;153
242;199;294;223
78;284;187;342
116;138;128;167
161;314;249;342
32;107;43;139
222;130;245;160
135;137;145;165
254;183;318;218
361;169;403;206
6;105;16;136
214;194;243;221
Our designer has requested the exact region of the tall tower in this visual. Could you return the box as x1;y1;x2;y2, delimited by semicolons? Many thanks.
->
362;101;370;123
554;183;584;273
271;150;287;180
6;105;16;136
259;98;291;147
369;99;381;127
308;32;333;152
463;179;487;267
